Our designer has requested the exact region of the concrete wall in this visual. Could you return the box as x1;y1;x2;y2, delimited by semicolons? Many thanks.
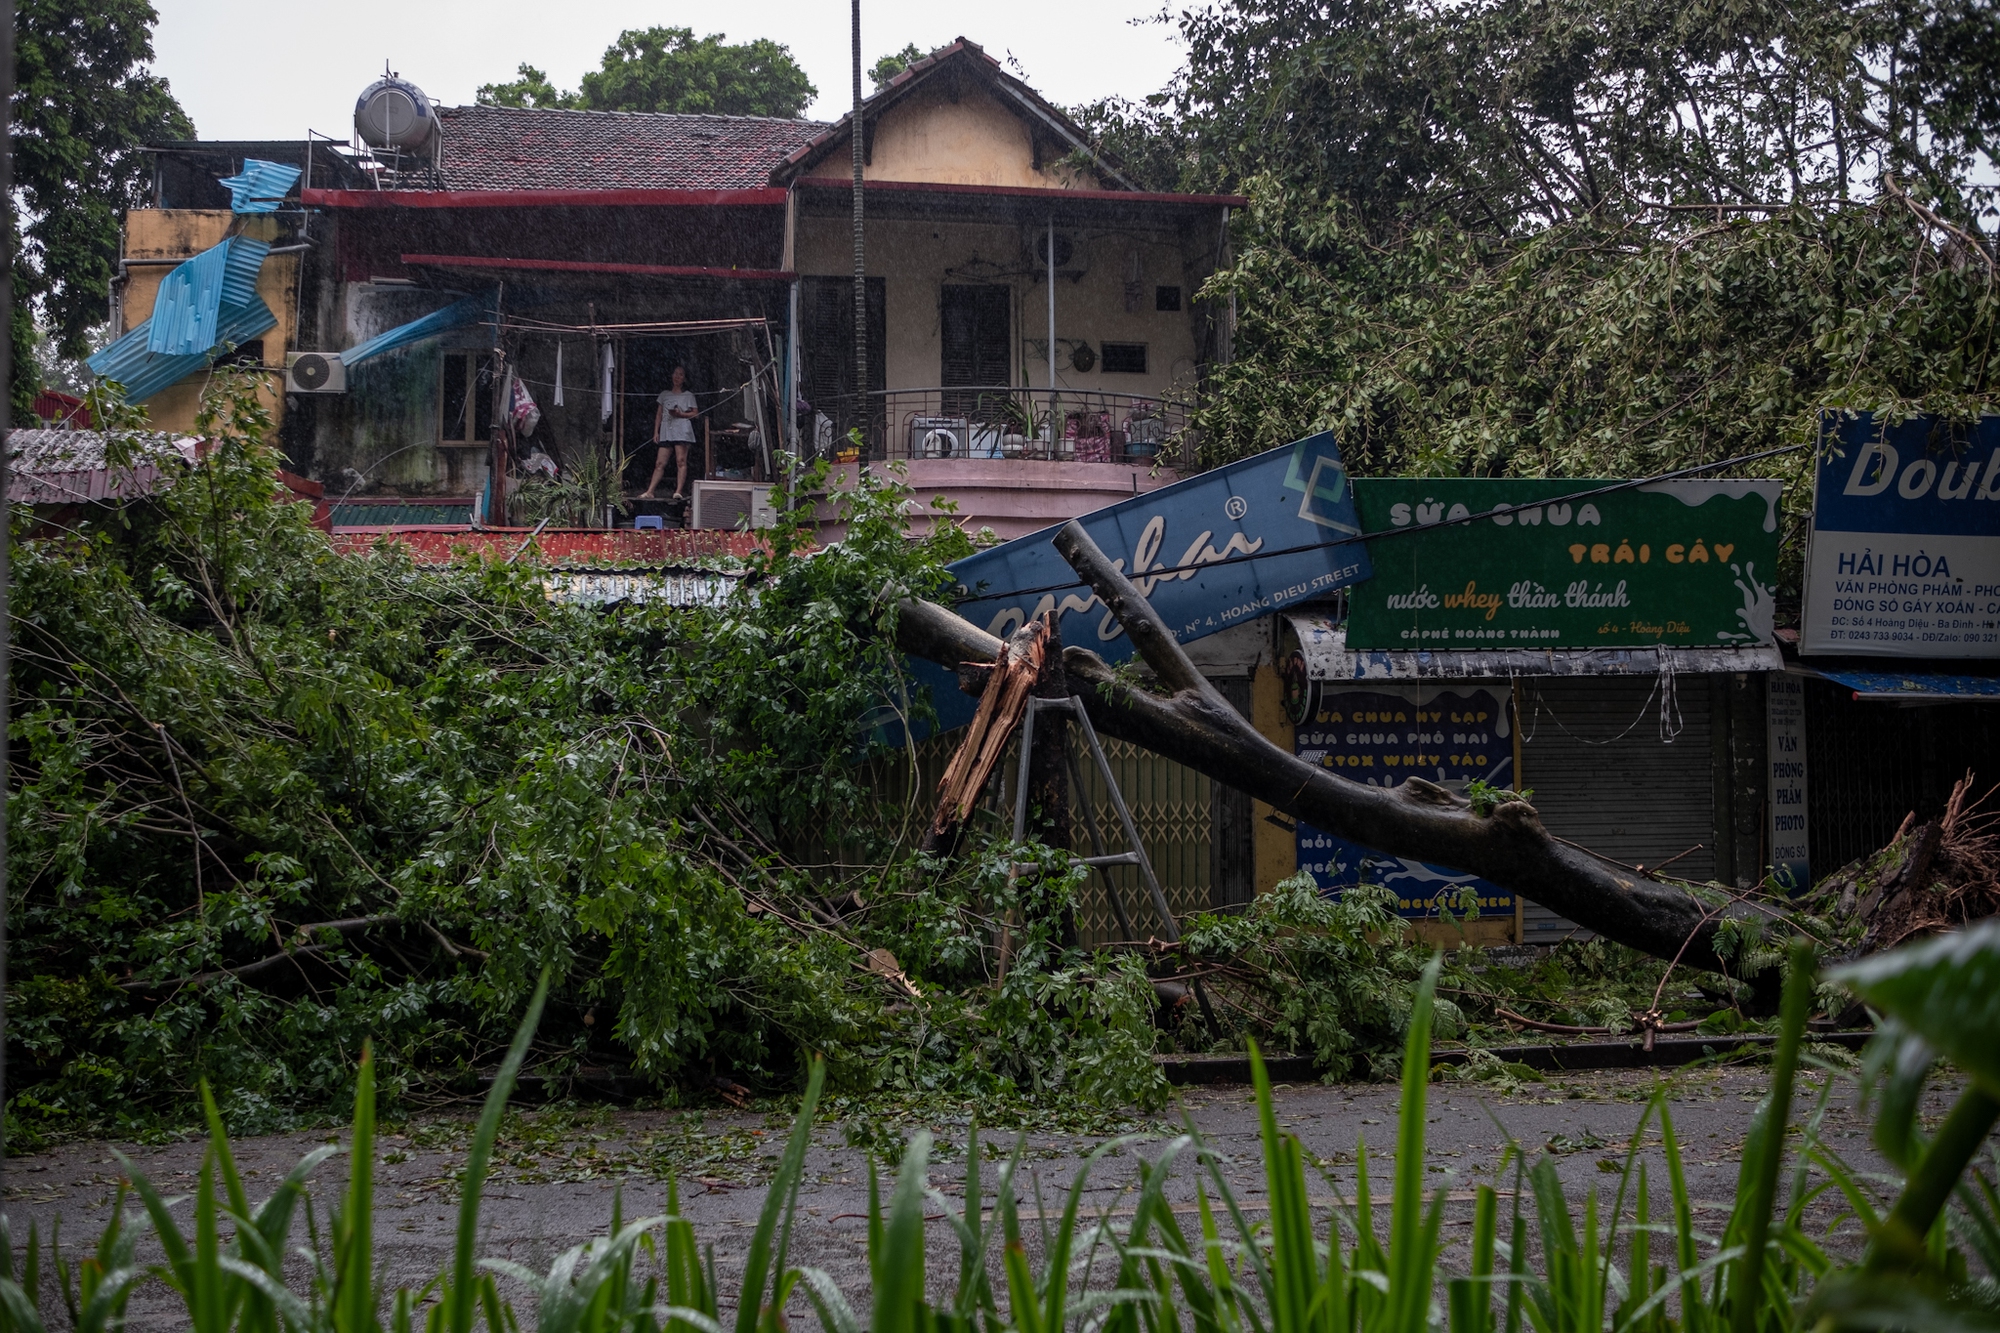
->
806;83;1091;190
793;214;1203;404
115;210;300;434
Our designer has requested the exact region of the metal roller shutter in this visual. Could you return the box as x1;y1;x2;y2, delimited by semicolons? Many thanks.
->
1516;677;1716;944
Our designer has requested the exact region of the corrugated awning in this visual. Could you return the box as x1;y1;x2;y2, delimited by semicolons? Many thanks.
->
1788;664;2000;702
1285;615;1783;680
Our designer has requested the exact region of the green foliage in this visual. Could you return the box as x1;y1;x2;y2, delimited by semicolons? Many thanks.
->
480;28;818;119
475;64;579;110
1464;780;1533;817
1181;876;1460;1079
1168;0;2000;229
4;928;1999;1333
10;0;192;412
1077;0;2000;548
5;375;1202;1142
1198;192;1991;586
870;44;930;91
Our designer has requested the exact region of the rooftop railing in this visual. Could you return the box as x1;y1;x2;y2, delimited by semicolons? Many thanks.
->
803;387;1195;470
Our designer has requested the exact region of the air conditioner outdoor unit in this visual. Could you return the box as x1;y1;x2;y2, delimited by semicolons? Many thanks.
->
691;480;776;532
909;415;969;458
285;351;347;393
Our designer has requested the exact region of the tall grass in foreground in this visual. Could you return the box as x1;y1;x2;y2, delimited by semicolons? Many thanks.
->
3;925;1998;1332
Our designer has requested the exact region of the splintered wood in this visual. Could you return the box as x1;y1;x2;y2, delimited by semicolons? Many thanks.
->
926;616;1049;849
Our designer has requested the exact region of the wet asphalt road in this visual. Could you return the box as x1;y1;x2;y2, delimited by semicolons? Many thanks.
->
2;1064;1960;1328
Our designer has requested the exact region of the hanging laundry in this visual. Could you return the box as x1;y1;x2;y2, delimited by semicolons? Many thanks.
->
553;342;565;407
599;342;615;423
509;375;541;437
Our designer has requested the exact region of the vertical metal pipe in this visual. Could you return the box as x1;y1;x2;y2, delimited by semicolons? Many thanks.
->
786;277;802;472
1046;213;1057;449
851;0;867;456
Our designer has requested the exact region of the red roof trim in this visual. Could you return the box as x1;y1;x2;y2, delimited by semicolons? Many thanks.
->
796;178;1248;207
402;254;797;281
304;187;789;209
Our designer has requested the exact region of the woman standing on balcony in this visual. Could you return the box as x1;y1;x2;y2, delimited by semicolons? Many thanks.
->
641;365;699;500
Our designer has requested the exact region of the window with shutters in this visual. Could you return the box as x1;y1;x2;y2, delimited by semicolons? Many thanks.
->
940;284;1011;416
799;277;886;454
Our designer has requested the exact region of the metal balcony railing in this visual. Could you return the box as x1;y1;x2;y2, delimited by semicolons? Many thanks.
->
802;387;1195;469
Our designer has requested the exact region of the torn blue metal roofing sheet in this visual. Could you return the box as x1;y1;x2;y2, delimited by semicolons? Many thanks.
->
342;290;495;367
1792;665;2000;702
145;237;270;356
218;159;302;213
88;296;277;403
91;234;277;401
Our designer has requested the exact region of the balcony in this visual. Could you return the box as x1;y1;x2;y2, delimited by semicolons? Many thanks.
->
809;388;1194;540
810;387;1195;470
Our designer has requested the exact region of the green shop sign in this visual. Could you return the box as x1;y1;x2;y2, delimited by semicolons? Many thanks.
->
1345;479;1784;650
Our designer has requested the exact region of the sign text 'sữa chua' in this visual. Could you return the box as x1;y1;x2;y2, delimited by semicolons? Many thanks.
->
1344;478;1784;651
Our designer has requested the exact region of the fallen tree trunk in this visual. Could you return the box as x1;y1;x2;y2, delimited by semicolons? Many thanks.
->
896;520;1771;987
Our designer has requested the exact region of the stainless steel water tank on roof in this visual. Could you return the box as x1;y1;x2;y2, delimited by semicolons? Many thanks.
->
354;75;437;153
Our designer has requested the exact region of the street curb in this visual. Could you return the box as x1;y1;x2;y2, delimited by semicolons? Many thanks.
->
1157;1030;1873;1085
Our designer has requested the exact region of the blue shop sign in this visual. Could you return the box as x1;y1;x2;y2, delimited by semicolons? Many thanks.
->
901;433;1372;736
1293;683;1516;918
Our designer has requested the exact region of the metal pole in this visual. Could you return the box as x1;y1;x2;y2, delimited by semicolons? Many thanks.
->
1045;213;1056;450
851;0;867;458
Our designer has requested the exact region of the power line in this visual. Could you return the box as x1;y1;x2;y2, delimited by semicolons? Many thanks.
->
949;441;1808;607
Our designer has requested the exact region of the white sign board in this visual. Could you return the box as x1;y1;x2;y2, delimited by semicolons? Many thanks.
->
1803;414;2000;656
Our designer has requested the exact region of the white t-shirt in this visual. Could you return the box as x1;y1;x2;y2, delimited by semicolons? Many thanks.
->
657;389;697;443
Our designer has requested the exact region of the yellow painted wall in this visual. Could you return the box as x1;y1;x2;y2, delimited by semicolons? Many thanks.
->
794;214;1202;403
1249;659;1296;897
115;210;297;434
806;83;1091;189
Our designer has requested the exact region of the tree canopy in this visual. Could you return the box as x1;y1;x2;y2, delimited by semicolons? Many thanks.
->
10;0;191;417
871;43;930;90
478;27;816;118
1069;0;2000;602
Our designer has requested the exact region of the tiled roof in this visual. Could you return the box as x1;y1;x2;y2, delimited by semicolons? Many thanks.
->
434;105;827;192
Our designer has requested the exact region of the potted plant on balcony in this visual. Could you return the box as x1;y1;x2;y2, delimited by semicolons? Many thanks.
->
997;396;1033;458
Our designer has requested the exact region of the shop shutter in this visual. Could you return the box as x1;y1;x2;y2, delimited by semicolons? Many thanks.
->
1516;677;1715;944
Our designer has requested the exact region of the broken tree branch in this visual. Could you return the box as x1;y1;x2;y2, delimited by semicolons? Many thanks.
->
894;522;1769;985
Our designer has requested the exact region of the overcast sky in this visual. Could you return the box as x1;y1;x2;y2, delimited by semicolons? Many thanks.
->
150;0;1187;140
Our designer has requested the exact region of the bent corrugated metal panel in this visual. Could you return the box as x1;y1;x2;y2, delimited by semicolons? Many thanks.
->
146;242;232;356
89;296;277;403
220;238;271;309
145;238;272;357
343;290;494;366
218;159;302;213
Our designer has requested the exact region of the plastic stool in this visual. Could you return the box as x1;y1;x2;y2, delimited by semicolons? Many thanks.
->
634;515;665;530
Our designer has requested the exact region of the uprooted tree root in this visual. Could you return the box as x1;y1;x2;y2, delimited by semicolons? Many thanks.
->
1811;771;2000;958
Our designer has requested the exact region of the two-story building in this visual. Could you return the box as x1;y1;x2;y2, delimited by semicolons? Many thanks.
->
101;39;1244;537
